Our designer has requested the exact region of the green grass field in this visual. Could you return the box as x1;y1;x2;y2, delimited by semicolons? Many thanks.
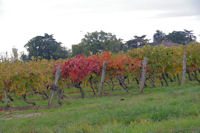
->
0;82;200;133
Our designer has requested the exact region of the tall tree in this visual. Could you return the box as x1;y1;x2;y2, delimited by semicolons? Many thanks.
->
72;31;125;56
183;29;197;44
24;33;71;60
126;35;149;49
72;43;90;56
153;30;166;45
166;30;196;45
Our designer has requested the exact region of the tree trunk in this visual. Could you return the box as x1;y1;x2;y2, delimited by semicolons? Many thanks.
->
149;78;156;88
99;62;106;96
127;76;130;84
94;82;98;92
187;71;193;81
177;74;181;85
165;73;174;82
89;76;96;95
139;57;147;93
162;73;169;86
118;77;129;93
78;85;85;98
181;53;187;85
80;87;84;98
159;77;164;87
173;75;177;82
7;95;14;102
110;78;114;91
39;91;49;100
74;82;85;98
194;70;200;83
22;94;36;106
135;78;139;85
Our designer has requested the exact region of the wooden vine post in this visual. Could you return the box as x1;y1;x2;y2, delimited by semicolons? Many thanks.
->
99;62;106;96
48;66;61;106
139;57;147;93
181;53;187;85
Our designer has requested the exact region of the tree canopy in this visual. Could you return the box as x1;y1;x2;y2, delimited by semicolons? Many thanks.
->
153;30;166;45
152;29;196;45
72;31;125;56
24;33;71;60
125;35;150;49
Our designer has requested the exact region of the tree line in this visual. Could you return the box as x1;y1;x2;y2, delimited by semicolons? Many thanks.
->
17;29;198;61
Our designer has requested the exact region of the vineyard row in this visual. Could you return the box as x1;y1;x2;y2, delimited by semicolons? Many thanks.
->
0;42;200;107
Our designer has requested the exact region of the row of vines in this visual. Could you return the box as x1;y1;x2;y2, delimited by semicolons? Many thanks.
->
0;42;200;107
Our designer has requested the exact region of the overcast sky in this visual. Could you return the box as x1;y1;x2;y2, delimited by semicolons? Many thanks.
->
0;0;200;54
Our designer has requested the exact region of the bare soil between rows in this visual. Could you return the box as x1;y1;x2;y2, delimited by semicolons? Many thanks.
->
0;112;42;120
0;105;61;112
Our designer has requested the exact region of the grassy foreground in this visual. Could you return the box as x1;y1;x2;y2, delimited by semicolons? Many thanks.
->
0;83;200;133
